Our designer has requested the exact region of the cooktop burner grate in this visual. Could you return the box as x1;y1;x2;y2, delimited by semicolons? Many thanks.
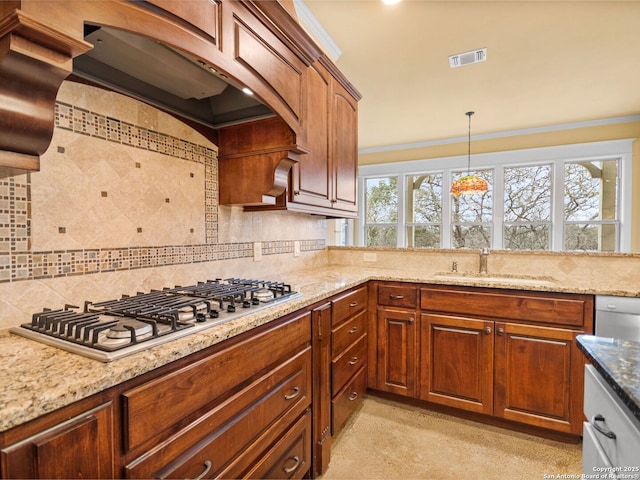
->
11;278;301;361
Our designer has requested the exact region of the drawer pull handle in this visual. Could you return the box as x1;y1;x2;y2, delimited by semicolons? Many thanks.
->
592;414;617;439
189;460;212;480
349;356;359;365
349;326;359;334
283;455;301;474
284;386;301;400
349;301;358;307
390;295;405;300
348;391;359;401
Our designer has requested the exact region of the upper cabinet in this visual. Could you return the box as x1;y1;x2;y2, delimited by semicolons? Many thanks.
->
0;0;360;218
287;60;359;217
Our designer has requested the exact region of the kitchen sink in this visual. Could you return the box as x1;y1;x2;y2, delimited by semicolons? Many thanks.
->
433;272;557;286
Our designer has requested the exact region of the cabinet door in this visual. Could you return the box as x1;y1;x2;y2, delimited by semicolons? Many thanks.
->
329;78;358;213
376;307;417;397
311;302;332;477
420;313;494;415
494;322;583;434
291;62;331;209
1;402;114;479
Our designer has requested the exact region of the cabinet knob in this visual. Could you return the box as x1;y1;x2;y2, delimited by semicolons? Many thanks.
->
497;327;504;336
349;326;359;334
293;190;300;196
484;326;492;334
349;301;358;307
348;391;359;401
283;455;301;474
408;317;415;324
349;356;359;365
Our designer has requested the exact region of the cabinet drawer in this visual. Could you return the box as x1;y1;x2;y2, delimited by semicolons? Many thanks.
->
125;348;311;479
122;312;310;451
243;411;312;479
378;284;418;309
584;365;640;468
332;286;367;327
421;287;590;328
332;335;367;397
332;309;367;357
332;366;366;436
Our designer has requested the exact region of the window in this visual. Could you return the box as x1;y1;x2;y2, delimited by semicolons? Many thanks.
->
357;140;631;252
503;165;552;250
364;177;398;247
451;169;493;248
563;159;619;251
406;173;442;248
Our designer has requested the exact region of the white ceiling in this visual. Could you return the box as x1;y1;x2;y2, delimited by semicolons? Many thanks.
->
300;1;640;153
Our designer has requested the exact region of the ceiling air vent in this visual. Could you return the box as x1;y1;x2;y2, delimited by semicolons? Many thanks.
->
449;48;487;68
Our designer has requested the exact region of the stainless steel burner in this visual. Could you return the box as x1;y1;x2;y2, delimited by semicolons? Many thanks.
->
11;278;301;362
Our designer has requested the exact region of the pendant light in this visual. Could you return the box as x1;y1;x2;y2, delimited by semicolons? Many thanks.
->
450;111;488;196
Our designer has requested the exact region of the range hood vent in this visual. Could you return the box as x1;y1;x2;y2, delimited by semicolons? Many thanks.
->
73;25;274;129
449;48;487;68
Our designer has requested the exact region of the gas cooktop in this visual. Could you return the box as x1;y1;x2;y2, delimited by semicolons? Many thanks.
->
10;278;301;362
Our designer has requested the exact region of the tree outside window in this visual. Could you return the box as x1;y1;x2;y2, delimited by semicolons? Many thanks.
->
406;174;442;248
564;159;619;251
365;177;397;247
503;165;552;250
451;169;493;249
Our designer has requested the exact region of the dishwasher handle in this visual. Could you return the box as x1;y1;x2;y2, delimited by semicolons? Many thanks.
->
591;414;617;439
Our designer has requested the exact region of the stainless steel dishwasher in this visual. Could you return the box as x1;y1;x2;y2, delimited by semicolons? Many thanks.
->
595;295;640;341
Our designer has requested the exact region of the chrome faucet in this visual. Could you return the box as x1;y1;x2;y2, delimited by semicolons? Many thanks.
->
479;248;490;274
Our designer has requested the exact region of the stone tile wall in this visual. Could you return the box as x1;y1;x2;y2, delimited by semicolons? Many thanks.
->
0;82;327;329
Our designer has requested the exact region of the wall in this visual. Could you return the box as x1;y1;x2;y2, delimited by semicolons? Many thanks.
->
0;81;328;330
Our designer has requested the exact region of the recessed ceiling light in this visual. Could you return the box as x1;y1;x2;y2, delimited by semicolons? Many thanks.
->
382;0;402;4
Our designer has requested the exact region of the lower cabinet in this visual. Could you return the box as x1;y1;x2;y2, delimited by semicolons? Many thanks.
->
124;311;312;479
376;307;418;397
0;309;312;480
329;286;368;435
371;281;594;438
0;401;114;479
419;313;493;415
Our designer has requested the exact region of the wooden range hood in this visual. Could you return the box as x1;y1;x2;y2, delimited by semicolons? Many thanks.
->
0;0;325;174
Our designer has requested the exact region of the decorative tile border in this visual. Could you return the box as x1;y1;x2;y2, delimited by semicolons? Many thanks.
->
0;101;326;283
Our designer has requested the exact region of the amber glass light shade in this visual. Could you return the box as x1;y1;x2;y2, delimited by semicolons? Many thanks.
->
451;111;488;196
450;174;489;196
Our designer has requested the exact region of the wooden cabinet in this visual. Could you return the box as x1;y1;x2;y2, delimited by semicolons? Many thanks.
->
311;302;332;477
419;285;593;436
310;284;367;477
494;322;583;433
124;310;312;479
330;286;368;435
373;283;419;398
369;281;593;437
289;61;359;217
0;400;114;479
420;313;494;415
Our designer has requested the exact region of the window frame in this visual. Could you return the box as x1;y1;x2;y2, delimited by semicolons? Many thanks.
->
357;139;633;252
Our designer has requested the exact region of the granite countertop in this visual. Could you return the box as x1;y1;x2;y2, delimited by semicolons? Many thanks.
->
577;335;640;423
1;264;638;434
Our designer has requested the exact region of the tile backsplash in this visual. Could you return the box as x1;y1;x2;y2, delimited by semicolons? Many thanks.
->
0;81;327;329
